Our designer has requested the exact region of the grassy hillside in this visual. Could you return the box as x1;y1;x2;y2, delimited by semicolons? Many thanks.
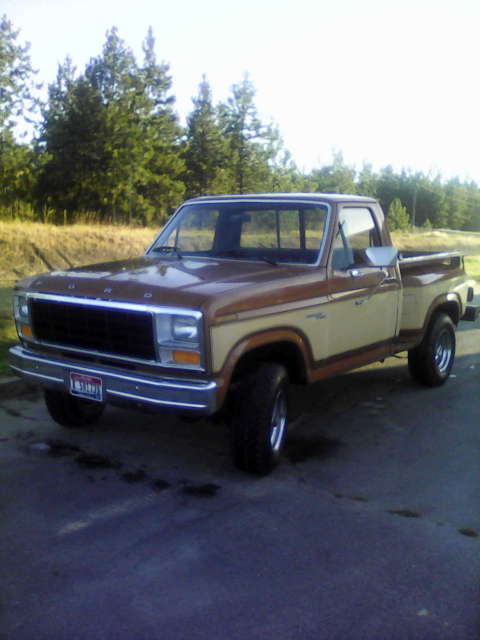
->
0;221;156;283
0;222;158;375
1;222;479;376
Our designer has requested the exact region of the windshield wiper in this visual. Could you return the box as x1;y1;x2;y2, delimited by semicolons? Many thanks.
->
213;249;239;257
213;249;277;266
257;255;278;266
151;245;182;259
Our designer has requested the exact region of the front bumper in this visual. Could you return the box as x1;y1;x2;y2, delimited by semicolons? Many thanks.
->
9;345;218;415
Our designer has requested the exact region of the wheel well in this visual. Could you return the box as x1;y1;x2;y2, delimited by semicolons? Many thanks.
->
432;301;460;326
231;341;307;385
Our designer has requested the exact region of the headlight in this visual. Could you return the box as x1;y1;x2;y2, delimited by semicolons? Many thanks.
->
13;294;29;321
13;294;33;340
154;312;203;369
172;316;199;342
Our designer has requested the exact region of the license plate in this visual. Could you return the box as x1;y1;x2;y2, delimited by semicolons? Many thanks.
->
69;372;103;402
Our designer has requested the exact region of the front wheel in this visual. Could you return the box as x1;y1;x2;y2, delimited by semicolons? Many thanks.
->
408;312;456;386
232;363;289;475
44;389;105;428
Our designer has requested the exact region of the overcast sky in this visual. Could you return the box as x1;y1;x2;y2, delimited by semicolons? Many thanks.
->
4;0;480;182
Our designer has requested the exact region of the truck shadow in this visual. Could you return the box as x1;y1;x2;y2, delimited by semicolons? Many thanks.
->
41;347;478;480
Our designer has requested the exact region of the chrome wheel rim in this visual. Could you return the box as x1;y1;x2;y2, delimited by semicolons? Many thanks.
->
435;329;453;373
270;389;287;452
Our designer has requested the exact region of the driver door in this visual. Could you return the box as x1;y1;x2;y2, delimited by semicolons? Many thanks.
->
326;206;400;359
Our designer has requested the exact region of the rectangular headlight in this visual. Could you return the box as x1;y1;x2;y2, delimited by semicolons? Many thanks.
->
13;294;30;322
13;294;33;341
172;316;199;342
154;311;203;369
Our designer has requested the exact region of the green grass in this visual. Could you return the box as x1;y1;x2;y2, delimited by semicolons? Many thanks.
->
0;286;16;376
464;256;480;282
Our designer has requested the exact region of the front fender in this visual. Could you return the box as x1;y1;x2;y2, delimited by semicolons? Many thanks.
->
212;327;312;409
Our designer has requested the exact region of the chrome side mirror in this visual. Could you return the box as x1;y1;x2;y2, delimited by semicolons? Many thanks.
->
365;246;398;268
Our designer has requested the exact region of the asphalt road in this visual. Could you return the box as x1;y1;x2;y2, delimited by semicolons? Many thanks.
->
1;323;479;640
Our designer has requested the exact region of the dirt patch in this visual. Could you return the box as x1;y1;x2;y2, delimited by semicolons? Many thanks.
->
121;469;148;483
46;439;82;457
152;479;171;492
181;483;221;498
388;509;421;518
4;407;21;417
75;453;122;469
332;492;369;503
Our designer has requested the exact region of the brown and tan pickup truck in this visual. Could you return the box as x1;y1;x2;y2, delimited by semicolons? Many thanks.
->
9;193;479;474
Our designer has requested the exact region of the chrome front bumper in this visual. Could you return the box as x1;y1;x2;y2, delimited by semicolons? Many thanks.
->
9;345;218;414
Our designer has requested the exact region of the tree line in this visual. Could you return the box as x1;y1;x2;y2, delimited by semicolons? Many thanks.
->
2;14;480;230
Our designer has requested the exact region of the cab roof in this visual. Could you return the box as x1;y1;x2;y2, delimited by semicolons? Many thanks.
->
184;193;378;205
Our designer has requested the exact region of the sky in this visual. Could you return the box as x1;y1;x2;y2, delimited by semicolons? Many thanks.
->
4;0;480;183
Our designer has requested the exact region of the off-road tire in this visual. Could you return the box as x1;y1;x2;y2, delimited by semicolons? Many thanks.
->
232;363;289;475
408;312;456;387
44;389;105;428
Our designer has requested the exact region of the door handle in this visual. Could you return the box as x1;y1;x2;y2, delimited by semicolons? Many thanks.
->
382;276;399;285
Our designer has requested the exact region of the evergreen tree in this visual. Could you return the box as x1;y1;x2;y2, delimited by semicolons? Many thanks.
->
38;67;111;220
387;198;410;231
270;150;305;192
219;74;281;193
356;162;377;197
137;27;185;223
0;14;39;131
307;151;357;194
184;75;227;197
0;15;39;217
38;27;184;224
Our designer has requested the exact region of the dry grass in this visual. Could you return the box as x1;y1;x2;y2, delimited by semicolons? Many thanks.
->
391;228;480;255
392;229;480;281
0;222;159;375
0;221;157;283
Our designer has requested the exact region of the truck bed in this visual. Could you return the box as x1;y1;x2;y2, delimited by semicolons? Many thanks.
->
399;250;462;272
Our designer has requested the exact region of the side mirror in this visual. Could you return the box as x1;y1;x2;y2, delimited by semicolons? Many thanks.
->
365;246;398;268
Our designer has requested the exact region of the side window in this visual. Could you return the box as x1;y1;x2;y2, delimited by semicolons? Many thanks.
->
331;208;380;269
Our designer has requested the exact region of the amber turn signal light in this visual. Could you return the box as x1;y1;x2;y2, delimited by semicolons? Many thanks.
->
20;324;33;339
172;350;201;365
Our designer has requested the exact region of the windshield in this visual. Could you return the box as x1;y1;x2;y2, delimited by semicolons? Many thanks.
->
149;201;329;265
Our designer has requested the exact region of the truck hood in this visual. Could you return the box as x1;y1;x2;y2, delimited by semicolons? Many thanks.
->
18;256;328;321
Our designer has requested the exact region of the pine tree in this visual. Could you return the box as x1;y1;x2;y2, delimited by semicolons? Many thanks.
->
0;15;39;217
387;198;410;231
219;74;281;193
184;76;227;197
137;27;185;224
0;14;38;131
307;151;357;194
38;27;185;224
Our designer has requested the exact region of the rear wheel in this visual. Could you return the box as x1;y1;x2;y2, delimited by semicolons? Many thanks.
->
408;312;456;386
44;389;105;428
232;363;289;475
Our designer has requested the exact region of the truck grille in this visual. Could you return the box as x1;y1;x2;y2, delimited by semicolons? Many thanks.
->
30;299;156;361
